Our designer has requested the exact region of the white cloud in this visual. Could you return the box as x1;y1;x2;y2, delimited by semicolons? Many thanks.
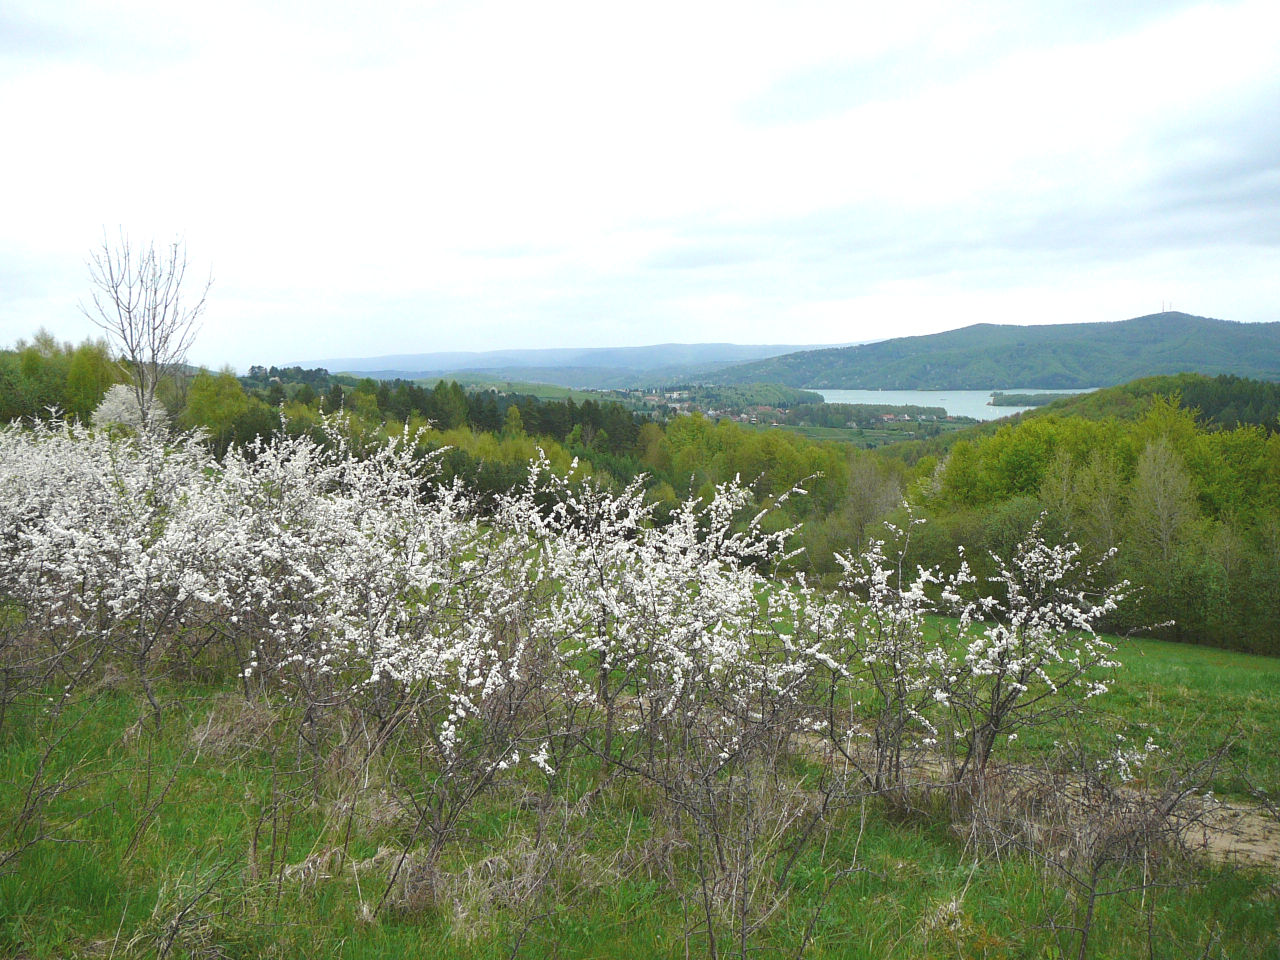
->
1;0;1276;369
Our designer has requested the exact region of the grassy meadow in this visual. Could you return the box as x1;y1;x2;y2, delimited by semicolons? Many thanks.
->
3;631;1277;959
922;622;1280;801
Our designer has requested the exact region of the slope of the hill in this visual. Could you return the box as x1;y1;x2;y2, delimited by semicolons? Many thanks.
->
1029;372;1280;428
712;313;1280;389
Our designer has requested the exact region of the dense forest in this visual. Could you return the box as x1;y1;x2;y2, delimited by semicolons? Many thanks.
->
4;331;1280;653
896;398;1280;652
988;391;1065;406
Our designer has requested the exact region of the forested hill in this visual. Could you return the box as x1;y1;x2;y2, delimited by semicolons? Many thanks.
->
711;312;1280;389
1029;372;1280;429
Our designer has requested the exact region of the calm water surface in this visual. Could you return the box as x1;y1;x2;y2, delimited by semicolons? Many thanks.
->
815;388;1094;421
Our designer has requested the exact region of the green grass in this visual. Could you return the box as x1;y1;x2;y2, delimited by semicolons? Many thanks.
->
2;638;1279;958
918;618;1280;797
1100;635;1280;795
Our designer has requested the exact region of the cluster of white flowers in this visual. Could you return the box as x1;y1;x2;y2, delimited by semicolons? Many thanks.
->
792;510;1131;789
0;418;213;714
491;455;821;772
802;517;958;789
0;419;1130;790
1097;733;1160;783
91;383;168;432
944;522;1127;778
0;419;809;767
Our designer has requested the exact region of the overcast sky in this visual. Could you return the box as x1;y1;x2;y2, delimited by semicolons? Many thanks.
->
2;0;1277;371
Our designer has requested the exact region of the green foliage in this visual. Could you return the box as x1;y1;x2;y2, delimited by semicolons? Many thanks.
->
917;393;1280;653
183;369;250;434
65;341;125;420
180;369;287;456
680;381;824;408
0;332;124;423
1040;373;1280;432
501;403;524;437
988;391;1076;406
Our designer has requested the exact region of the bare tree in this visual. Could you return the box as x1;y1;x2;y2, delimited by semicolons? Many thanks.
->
82;231;210;425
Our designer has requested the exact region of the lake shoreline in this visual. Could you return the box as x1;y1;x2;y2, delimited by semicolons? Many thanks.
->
814;387;1097;421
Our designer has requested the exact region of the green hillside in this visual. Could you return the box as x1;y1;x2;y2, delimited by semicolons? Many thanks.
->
1031;372;1280;427
713;312;1280;389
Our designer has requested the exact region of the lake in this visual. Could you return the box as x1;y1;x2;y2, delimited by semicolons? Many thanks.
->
814;388;1094;421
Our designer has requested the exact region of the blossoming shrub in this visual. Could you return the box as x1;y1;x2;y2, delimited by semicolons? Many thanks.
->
0;416;1132;767
812;522;954;801
0;416;1138;933
939;523;1126;783
0;419;214;719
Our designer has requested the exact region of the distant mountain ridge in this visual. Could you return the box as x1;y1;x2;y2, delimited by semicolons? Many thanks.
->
293;342;849;384
710;313;1280;389
340;362;790;391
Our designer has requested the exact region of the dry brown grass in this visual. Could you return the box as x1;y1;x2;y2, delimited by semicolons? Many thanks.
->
189;693;277;759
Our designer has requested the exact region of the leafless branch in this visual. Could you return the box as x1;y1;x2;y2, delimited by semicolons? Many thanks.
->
81;229;210;424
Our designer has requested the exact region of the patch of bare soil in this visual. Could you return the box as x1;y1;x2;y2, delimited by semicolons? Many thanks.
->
799;730;1280;871
1190;797;1280;867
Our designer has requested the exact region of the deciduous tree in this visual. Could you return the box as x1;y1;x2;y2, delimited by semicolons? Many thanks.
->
82;231;210;425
